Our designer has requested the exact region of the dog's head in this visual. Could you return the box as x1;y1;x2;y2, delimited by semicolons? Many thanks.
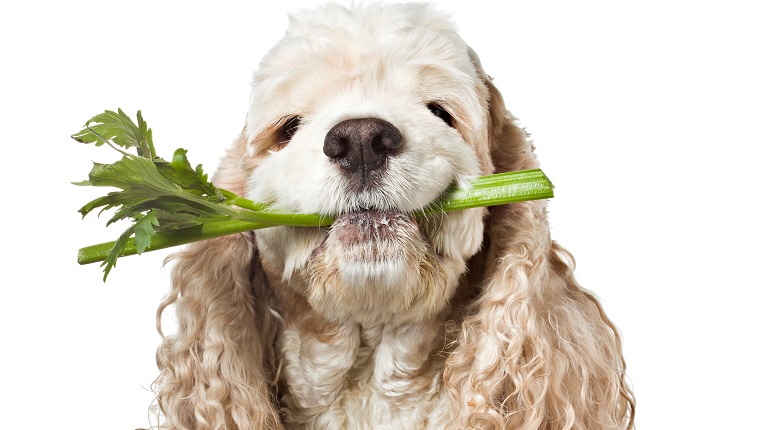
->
240;3;504;325
157;4;634;429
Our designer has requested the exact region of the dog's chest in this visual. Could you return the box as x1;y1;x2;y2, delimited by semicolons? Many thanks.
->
278;319;449;429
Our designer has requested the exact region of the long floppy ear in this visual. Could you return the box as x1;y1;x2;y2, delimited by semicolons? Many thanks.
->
444;49;635;430
153;132;283;430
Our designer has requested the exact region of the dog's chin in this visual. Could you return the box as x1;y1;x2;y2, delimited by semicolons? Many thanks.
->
317;210;418;280
306;210;454;325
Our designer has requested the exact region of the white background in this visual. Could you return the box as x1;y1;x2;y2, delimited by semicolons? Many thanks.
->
1;1;758;428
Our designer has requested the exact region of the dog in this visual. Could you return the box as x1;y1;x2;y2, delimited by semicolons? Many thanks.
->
151;3;635;429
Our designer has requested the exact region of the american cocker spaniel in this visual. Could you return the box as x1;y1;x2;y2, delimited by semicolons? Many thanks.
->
152;3;635;429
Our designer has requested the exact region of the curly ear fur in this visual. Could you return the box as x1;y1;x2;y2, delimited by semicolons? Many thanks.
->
443;50;635;429
153;134;283;430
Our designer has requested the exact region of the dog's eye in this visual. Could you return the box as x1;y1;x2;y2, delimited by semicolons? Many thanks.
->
278;116;301;145
426;103;454;127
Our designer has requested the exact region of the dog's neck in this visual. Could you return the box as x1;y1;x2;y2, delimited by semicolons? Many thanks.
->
273;287;452;429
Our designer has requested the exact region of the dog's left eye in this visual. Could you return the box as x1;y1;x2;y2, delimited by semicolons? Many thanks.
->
278;116;302;145
427;103;454;127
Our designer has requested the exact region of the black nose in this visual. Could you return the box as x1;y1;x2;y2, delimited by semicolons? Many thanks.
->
323;118;402;186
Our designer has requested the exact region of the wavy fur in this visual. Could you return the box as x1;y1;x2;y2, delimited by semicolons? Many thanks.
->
153;136;283;430
150;3;635;429
442;52;635;430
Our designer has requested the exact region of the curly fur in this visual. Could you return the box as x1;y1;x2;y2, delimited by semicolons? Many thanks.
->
151;3;635;429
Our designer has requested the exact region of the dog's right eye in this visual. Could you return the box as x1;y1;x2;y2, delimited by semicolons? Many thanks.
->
278;116;301;146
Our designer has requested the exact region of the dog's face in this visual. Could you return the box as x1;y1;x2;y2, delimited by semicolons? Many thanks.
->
244;4;493;325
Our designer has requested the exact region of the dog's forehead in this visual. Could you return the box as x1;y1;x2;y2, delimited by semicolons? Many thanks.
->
246;3;481;138
285;3;459;43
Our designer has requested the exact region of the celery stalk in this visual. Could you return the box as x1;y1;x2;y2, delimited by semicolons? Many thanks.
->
76;169;553;265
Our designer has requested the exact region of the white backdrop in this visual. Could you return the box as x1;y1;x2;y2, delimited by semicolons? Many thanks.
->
1;1;758;428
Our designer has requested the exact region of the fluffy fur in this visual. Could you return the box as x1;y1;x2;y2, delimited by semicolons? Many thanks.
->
152;3;635;429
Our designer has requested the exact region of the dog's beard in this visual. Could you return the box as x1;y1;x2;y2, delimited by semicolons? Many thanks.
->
317;211;423;286
302;210;457;325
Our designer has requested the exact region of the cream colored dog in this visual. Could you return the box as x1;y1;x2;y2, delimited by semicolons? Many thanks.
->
152;3;635;429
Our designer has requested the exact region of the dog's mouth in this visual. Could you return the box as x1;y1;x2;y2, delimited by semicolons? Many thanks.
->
310;208;430;263
331;209;419;245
